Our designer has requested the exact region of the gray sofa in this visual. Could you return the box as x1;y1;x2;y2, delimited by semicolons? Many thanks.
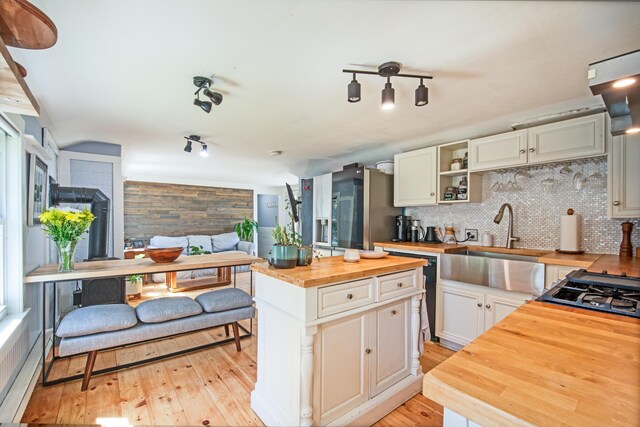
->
148;232;256;284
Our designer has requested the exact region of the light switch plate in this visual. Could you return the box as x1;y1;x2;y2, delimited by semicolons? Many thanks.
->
465;229;478;241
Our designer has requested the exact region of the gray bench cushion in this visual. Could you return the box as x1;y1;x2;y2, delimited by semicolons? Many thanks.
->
196;288;253;313
57;304;138;338
136;296;203;323
58;306;255;357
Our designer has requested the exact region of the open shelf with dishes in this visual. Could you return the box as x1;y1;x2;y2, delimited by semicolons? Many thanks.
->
437;140;482;203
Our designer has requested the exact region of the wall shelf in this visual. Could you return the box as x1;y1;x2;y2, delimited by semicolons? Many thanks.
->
437;140;482;204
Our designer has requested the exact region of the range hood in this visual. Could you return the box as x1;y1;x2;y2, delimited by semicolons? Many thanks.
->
588;50;640;136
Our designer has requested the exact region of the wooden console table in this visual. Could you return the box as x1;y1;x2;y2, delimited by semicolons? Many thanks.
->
24;252;262;388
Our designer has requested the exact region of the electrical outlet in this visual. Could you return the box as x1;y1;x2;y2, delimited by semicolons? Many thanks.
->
465;229;478;242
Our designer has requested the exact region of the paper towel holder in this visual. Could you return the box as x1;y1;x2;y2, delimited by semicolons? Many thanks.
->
555;208;585;255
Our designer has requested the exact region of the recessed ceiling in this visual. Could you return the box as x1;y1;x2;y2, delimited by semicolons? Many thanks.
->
10;1;640;186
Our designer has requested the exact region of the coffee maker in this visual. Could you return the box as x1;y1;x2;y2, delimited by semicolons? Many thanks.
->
409;219;425;242
394;215;411;241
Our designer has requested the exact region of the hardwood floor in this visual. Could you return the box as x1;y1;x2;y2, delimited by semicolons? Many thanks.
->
22;272;456;426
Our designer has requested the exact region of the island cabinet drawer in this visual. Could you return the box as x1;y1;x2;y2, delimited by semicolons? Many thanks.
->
318;278;375;317
377;270;418;301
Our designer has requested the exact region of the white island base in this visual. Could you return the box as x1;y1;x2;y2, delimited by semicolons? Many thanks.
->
250;257;426;426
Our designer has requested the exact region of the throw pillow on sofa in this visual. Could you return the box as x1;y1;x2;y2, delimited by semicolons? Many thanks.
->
187;235;213;254
212;232;240;252
149;236;189;255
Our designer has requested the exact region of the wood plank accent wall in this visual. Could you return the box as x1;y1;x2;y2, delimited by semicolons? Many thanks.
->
124;181;253;244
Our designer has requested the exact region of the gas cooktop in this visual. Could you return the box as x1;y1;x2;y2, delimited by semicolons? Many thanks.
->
537;269;640;318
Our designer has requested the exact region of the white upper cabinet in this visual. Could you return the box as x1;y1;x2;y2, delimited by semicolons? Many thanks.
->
469;113;606;172
394;146;437;207
609;133;640;218
313;173;332;220
468;130;528;171
527;114;605;164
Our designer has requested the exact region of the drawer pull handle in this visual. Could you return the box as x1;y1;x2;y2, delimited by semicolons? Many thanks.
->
477;303;482;308
391;310;397;315
365;349;371;354
397;283;403;288
346;293;353;299
486;304;491;309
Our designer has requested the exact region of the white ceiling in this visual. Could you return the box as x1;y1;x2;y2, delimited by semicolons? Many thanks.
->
11;1;640;186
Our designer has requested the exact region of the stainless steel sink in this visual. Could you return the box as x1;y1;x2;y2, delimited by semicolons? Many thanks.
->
441;250;544;296
464;250;540;263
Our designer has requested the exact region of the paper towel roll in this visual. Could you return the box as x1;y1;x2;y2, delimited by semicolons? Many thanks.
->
560;213;581;252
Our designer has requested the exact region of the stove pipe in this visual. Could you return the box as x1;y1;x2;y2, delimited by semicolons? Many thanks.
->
50;183;110;260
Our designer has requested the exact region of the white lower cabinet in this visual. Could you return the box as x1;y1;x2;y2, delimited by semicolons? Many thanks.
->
436;281;531;346
252;268;424;426
317;299;411;424
545;264;579;289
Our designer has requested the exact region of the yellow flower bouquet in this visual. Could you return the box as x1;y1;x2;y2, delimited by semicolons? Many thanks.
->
39;207;95;272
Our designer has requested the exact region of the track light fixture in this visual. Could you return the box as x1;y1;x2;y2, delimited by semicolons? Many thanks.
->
343;61;433;109
193;76;223;113
183;135;210;158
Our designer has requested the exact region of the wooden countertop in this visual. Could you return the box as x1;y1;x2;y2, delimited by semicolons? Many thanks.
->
423;301;640;426
588;254;640;277
373;241;465;253
24;252;262;283
537;252;603;268
250;255;426;288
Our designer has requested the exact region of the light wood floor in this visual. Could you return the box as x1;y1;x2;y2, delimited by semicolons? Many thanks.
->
22;272;455;426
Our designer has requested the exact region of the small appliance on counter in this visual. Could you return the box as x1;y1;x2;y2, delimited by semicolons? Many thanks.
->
409;219;425;242
537;269;640;318
423;226;442;244
394;215;411;242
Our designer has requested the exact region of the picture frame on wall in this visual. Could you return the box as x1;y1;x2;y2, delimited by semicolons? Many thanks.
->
28;154;48;226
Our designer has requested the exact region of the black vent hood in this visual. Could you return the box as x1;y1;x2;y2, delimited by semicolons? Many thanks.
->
588;49;640;136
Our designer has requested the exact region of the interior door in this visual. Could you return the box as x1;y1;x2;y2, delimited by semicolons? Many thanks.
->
369;299;411;397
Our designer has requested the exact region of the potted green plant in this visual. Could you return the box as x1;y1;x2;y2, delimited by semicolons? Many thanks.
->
125;273;143;299
234;215;258;242
270;222;298;268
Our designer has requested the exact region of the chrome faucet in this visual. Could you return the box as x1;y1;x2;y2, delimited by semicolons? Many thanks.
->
494;203;520;249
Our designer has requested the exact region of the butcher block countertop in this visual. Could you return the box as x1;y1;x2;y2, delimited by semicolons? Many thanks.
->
251;255;425;288
423;301;640;427
375;241;640;276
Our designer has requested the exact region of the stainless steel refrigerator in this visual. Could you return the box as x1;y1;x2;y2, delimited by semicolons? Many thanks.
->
331;165;400;250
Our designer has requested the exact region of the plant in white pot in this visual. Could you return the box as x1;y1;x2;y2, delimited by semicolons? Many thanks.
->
125;274;143;300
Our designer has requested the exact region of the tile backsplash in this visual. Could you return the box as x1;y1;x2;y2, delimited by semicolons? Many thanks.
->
406;157;639;254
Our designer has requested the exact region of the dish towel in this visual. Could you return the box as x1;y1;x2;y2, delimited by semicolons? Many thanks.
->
419;284;430;355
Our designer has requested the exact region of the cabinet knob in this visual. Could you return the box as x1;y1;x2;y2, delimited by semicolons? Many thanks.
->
365;349;371;354
391;310;397;315
477;303;482;308
529;148;535;153
430;192;435;197
613;201;620;206
485;304;491;309
519;149;526;154
397;283;403;288
346;293;353;299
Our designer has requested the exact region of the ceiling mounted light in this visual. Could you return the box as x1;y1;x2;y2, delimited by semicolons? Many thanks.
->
183;135;211;158
194;97;212;113
193;75;223;113
348;73;361;102
343;61;433;109
381;77;395;110
612;78;636;89
415;78;429;106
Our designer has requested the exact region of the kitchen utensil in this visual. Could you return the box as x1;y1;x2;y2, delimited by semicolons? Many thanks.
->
424;226;442;243
343;249;360;263
558;208;583;253
587;172;606;190
573;164;587;190
442;227;457;244
620;222;634;257
359;250;388;259
410;219;425;242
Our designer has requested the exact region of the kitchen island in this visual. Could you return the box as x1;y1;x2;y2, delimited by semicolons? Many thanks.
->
422;301;640;426
250;255;426;426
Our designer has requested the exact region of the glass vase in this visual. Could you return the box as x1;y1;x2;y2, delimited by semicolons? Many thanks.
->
56;240;78;272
